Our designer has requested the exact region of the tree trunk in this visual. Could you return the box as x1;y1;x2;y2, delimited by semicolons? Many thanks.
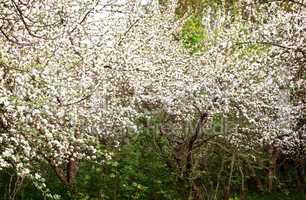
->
239;166;245;200
224;154;235;200
249;167;263;192
268;144;279;193
67;125;81;191
49;126;80;192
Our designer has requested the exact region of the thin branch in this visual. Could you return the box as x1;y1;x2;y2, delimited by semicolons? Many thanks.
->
117;18;140;46
11;0;45;38
62;81;101;107
184;112;208;177
0;26;30;46
235;41;305;54
191;112;209;144
287;0;306;8
246;0;306;8
69;0;101;34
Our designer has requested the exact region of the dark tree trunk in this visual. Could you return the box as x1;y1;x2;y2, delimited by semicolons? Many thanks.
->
267;144;279;193
297;159;305;192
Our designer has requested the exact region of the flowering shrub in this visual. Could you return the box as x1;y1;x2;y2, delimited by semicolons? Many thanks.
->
0;0;305;198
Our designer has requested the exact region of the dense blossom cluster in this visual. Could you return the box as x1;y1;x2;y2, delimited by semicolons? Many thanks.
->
0;0;305;193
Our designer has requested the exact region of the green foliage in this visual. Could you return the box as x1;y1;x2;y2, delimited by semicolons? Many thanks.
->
203;0;223;9
0;134;305;199
69;130;182;200
0;169;44;200
105;130;182;200
238;43;271;59
181;16;207;53
175;0;205;17
246;192;306;200
211;113;223;133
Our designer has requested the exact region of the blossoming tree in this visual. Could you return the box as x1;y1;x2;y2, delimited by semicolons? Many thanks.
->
0;0;305;198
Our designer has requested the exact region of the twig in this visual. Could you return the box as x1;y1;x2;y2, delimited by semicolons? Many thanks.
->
62;81;101;107
0;26;30;46
235;41;305;54
11;0;45;38
245;0;306;8
117;18;140;46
